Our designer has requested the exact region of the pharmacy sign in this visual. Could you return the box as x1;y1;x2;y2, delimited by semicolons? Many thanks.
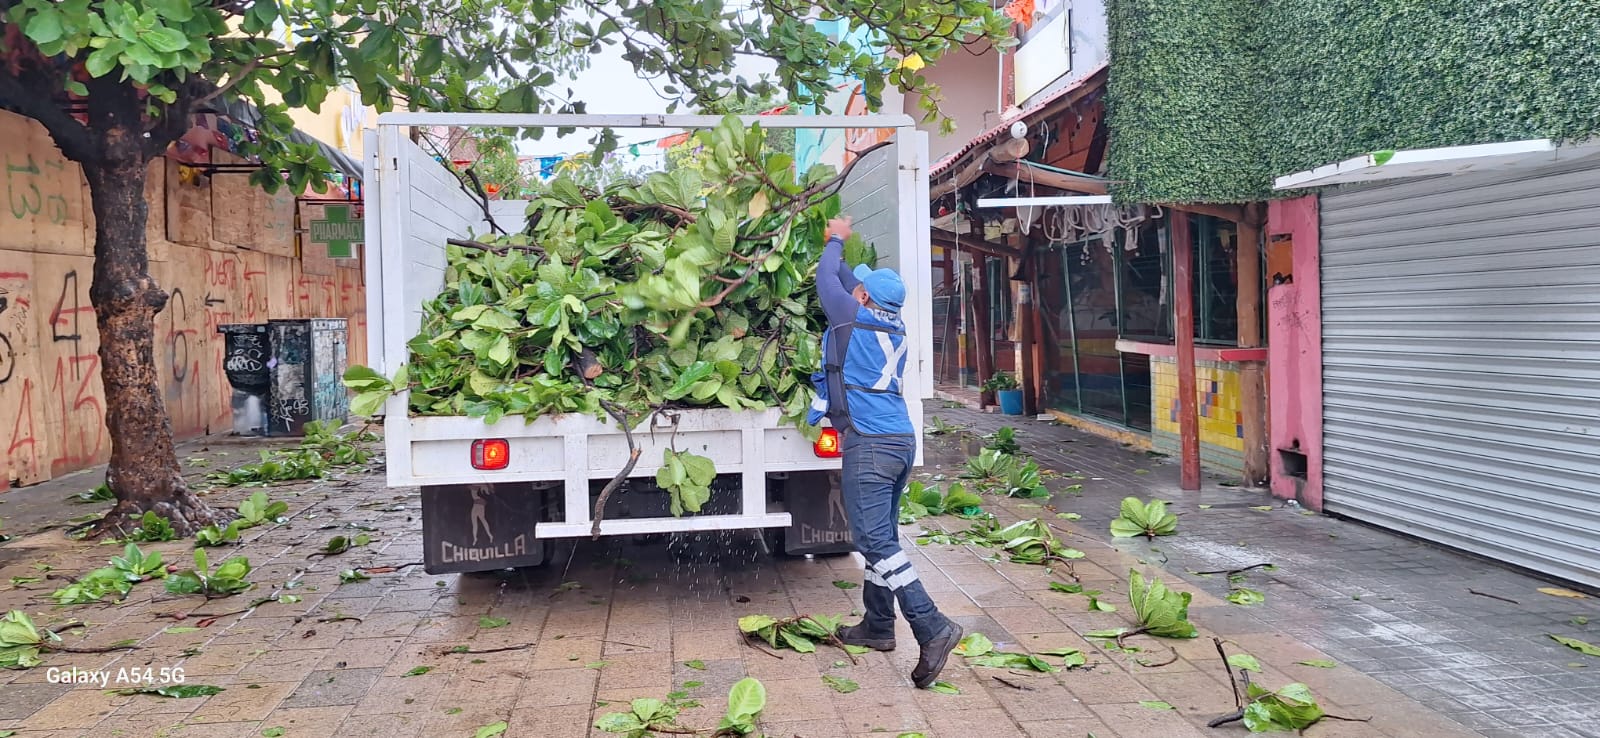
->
310;205;362;259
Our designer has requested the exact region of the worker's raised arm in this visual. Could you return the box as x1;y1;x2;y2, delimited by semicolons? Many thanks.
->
817;217;861;326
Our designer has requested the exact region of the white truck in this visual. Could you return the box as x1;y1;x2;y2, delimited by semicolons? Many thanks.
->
362;114;933;573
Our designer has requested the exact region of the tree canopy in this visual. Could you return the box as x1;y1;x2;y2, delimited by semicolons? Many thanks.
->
3;0;1012;185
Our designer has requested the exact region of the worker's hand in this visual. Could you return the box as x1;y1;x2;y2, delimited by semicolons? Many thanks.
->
825;216;852;242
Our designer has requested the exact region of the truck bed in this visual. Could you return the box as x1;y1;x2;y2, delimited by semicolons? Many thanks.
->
363;113;931;540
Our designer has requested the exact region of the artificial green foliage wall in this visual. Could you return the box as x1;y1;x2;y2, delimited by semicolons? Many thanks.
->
1104;0;1268;204
1105;0;1600;204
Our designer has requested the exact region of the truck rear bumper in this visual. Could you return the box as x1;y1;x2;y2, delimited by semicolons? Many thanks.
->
536;512;792;538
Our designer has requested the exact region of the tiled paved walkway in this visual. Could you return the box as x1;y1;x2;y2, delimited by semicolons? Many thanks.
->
928;407;1600;738
0;415;1593;737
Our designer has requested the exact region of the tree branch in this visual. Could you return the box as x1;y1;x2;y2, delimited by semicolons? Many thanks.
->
192;59;266;109
0;61;101;162
589;400;643;539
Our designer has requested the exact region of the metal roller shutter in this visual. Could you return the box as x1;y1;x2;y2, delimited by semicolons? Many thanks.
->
1319;155;1600;588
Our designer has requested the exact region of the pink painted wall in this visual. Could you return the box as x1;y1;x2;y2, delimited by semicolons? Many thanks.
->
1266;196;1324;509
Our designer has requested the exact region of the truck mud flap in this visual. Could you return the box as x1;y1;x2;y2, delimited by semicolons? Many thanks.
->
422;484;547;574
781;470;854;555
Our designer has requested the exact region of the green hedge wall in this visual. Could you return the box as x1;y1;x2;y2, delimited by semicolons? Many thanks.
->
1105;0;1600;204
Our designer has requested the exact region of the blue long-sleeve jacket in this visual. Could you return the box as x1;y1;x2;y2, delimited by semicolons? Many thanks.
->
808;235;914;436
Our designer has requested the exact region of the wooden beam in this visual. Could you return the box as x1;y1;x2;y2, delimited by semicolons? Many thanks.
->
930;232;1020;260
970;253;995;396
986;162;1110;195
930;137;1031;200
1171;203;1246;223
1236;202;1269;485
1171;213;1202;490
1236;204;1264;348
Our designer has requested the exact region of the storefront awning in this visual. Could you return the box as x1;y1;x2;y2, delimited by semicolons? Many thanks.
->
1272;138;1600;190
215;98;364;182
976;194;1111;208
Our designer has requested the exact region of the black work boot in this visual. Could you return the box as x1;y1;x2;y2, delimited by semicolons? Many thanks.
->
835;621;896;652
911;620;964;689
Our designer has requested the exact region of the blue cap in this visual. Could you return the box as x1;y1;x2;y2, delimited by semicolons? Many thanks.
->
852;264;906;312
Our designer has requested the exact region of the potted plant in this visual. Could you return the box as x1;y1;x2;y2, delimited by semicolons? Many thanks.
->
982;372;1023;415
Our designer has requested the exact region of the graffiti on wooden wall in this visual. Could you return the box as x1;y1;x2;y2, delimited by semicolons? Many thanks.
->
0;110;369;492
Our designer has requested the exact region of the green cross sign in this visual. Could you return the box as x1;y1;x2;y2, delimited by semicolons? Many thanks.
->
309;205;363;259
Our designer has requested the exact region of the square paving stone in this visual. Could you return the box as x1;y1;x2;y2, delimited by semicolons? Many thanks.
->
281;667;382;708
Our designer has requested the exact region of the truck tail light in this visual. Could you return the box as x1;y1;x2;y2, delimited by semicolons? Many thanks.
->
471;439;510;470
814;428;842;458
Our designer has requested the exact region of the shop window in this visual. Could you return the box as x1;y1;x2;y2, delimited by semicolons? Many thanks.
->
1187;214;1240;346
987;257;1014;339
1117;223;1171;342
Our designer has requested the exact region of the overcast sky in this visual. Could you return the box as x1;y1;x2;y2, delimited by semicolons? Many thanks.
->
514;38;779;158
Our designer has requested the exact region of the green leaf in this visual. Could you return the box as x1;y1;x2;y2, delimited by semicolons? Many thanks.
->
664;361;716;400
1228;653;1262;673
1140;700;1175;710
1049;582;1083;594
1127;569;1198;639
478;616;510;629
968;652;1058;673
22;8;65;45
724;677;766;724
1111;497;1178;538
1227;588;1266;606
927;680;960;695
403;666;433;677
954;632;993;657
1296;659;1338;668
474;721;509;738
416;36;445;76
832;580;858;589
262;729;285;738
142;27;190;54
1371;149;1396;166
594;712;646;733
1550;634;1600;657
684;659;706;670
350;390;389;417
736;615;777;634
821;674;858;693
778;629;816;653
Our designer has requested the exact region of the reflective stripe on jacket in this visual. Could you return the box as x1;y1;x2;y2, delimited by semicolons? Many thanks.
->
806;305;913;436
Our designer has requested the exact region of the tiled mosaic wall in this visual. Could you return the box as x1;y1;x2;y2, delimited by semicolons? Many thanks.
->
1150;356;1246;474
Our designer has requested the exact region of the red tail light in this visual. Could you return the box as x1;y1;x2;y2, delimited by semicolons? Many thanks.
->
471;439;510;470
814;427;842;458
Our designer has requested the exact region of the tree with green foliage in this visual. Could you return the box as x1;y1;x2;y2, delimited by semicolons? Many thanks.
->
0;0;1012;533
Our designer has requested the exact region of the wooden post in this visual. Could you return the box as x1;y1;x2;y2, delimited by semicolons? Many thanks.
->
1171;212;1201;490
971;253;995;399
1013;233;1038;415
1236;204;1269;485
1030;249;1048;416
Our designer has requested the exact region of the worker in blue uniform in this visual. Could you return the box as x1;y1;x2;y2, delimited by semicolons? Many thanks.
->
807;216;963;689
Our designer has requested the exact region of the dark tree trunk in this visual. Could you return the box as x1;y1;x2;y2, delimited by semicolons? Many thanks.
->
84;96;227;537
